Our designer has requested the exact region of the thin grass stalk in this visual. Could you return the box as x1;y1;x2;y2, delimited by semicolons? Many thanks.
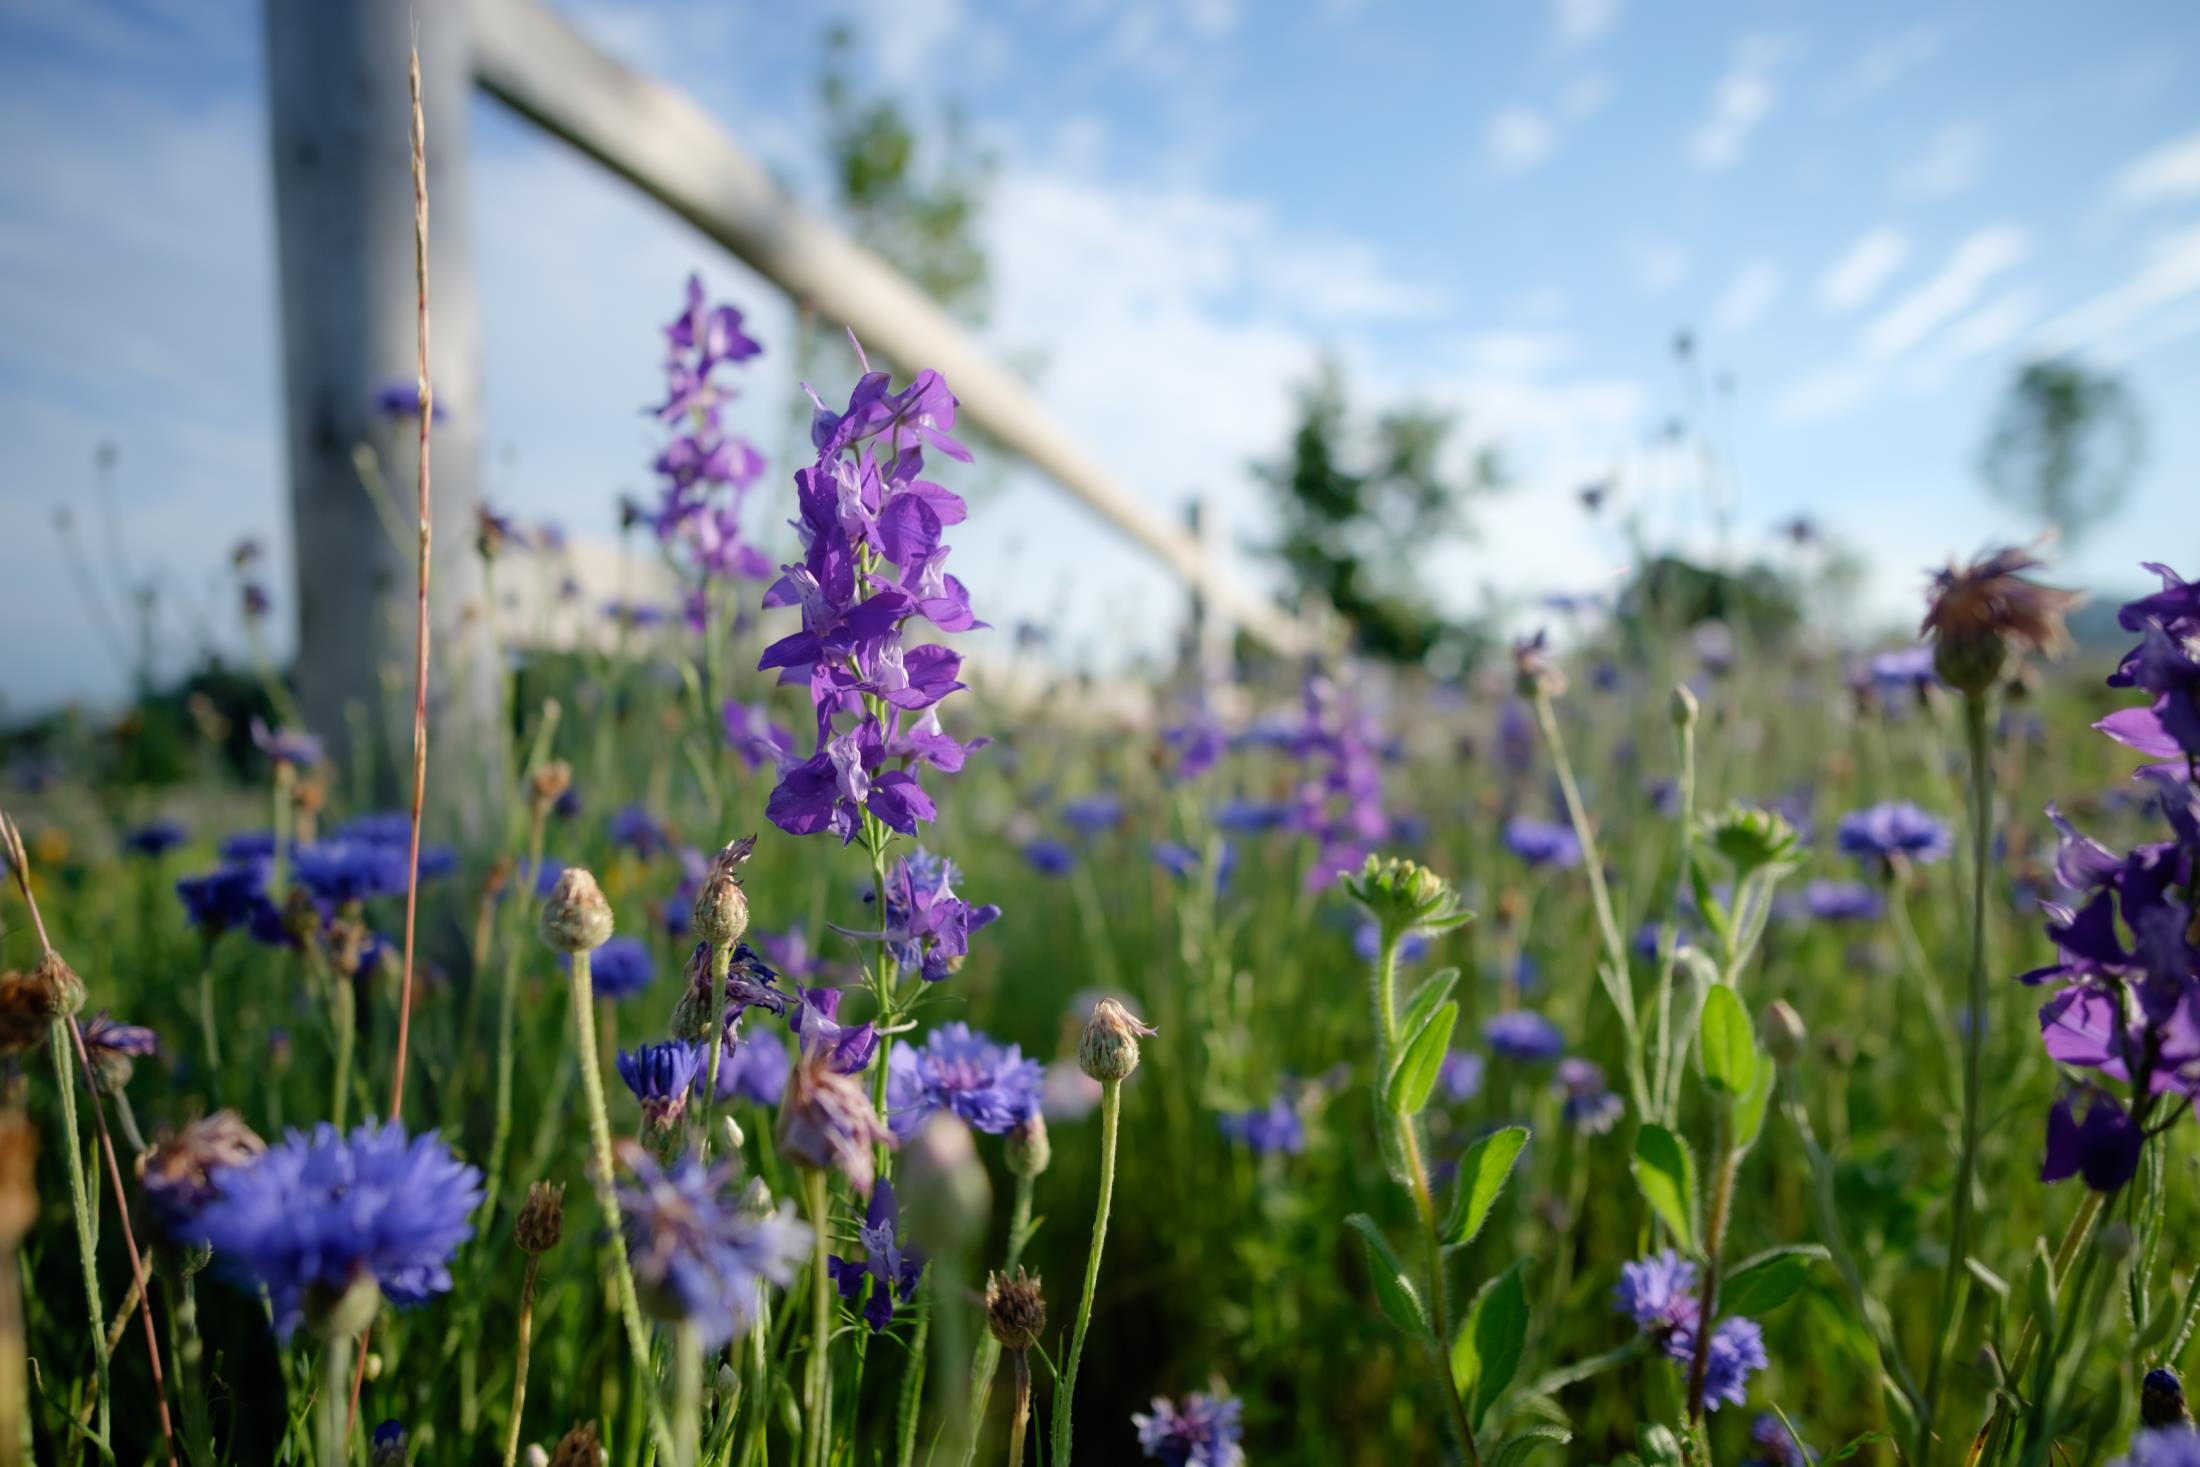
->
959;1174;1036;1467
50;1027;113;1460
1684;1106;1739;1425
502;1256;542;1467
803;1168;833;1467
1050;1078;1121;1467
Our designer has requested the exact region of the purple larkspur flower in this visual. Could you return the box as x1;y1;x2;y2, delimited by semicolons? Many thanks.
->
619;1149;808;1349
887;1023;1043;1137
786;987;876;1074
826;1176;924;1332
722;701;796;772
754;926;825;981
1556;1057;1624;1134
2041;1085;2144;1191
1133;1388;1246;1467
1502;817;1582;869
839;849;1000;982
187;1120;481;1338
617;1041;705;1130
1484;1010;1564;1062
1163;710;1229;782
1217;1094;1305;1156
1835;802;1951;869
777;1044;895;1196
708;1028;791;1105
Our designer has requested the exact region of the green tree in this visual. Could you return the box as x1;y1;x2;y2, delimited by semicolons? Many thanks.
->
1978;358;2144;547
1256;359;1501;664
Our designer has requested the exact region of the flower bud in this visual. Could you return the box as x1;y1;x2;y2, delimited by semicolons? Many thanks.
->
514;1181;566;1255
541;869;614;953
326;913;371;980
1004;1113;1051;1179
984;1268;1046;1352
548;1422;602;1467
1761;1000;1807;1066
1079;998;1155;1084
1669;682;1699;729
692;836;757;947
528;760;574;814
30;951;84;1019
898;1114;991;1258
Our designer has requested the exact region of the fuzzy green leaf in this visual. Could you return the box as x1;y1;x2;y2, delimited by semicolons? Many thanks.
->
1698;985;1759;1097
1491;1425;1572;1467
1396;968;1461;1049
1347;1214;1428;1338
1451;1261;1529;1425
1719;1245;1828;1317
1443;1126;1531;1246
1387;1000;1458;1115
1630;1124;1698;1254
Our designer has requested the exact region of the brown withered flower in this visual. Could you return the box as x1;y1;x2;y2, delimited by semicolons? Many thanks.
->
1921;545;2082;695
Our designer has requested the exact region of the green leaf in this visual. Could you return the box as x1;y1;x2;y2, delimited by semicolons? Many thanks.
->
1698;985;1759;1097
1687;855;1729;942
1733;1056;1775;1150
1443;1126;1531;1246
1347;1214;1428;1338
1450;1261;1529;1426
1491;1425;1573;1467
1638;1424;1685;1467
2026;1240;2057;1342
1387;1001;1458;1115
1719;1245;1828;1318
1630;1124;1697;1254
1397;967;1461;1047
1822;1432;1891;1464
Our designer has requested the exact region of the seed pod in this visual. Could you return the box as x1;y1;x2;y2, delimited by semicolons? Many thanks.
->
514;1181;566;1255
691;836;757;947
30;951;84;1019
1079;998;1155;1084
1004;1113;1051;1179
985;1268;1046;1351
541;869;614;953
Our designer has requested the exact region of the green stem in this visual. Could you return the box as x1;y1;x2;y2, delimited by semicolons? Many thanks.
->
330;974;355;1133
52;1022;114;1462
502;1256;540;1467
319;1330;352;1467
174;1265;213;1467
1919;690;1994;1467
1685;1106;1739;1425
1398;1114;1481;1465
570;950;679;1463
197;945;223;1076
894;1307;929;1467
674;1323;704;1467
1005;1351;1031;1467
483;810;548;1229
804;1169;833;1467
1052;1079;1122;1467
699;942;732;1166
961;1176;1037;1467
1653;714;1698;1125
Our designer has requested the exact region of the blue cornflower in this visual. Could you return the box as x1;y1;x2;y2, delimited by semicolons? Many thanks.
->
1152;841;1235;893
1484;1010;1564;1063
2118;1432;2200;1467
1614;1250;1698;1331
1502;817;1582;869
252;720;323;768
826;1177;924;1332
1061;795;1124;835
1835;802;1951;869
220;831;278;863
1212;801;1291;835
1133;1387;1246;1467
1670;1316;1767;1411
585;937;657;999
619;1150;810;1350
187;1120;481;1339
1217;1094;1306;1156
1556;1058;1624;1134
333;814;457;878
1023;838;1075;876
177;863;273;937
1747;1413;1812;1467
609;805;674;859
1440;1051;1484;1102
1802;880;1882;922
1868;646;1938;694
617;1041;705;1130
526;857;567;899
708;1029;791;1105
124;820;188;858
293;841;411;905
886;1023;1043;1137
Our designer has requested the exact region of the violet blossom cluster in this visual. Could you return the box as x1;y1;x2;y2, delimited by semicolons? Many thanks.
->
2024;563;2200;1191
1284;672;1393;890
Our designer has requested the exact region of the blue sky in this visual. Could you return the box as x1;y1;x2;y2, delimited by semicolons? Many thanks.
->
3;0;2198;714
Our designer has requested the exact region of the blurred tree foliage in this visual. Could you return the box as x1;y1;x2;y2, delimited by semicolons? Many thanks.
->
1256;359;1504;665
1614;555;1801;648
1979;358;2144;548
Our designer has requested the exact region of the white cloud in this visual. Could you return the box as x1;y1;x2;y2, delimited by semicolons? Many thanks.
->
1187;0;1240;39
1774;364;1874;423
1710;261;1783;334
2108;130;2200;207
1860;227;2029;359
1827;24;1946;105
1513;287;1571;321
1817;228;1908;313
1553;0;1622;47
2033;225;2200;354
1559;73;1612;121
1453;330;1574;375
1632;240;1691;293
1688;35;1791;170
1894;122;1988;199
1486;107;1559;173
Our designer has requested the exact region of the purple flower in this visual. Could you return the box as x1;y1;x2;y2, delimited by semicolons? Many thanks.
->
1133;1388;1246;1467
709;1028;791;1105
1485;1010;1564;1063
1024;838;1075;876
1213;801;1292;835
1748;1414;1812;1467
1354;921;1429;964
1440;1051;1485;1102
617;1041;705;1130
293;840;411;906
1802;880;1882;923
1835;803;1951;869
187;1120;481;1339
1217;1094;1305;1156
1502;817;1582;869
722;701;796;772
2041;1085;2144;1191
786;987;877;1074
887;1023;1043;1137
1614;1249;1699;1331
1163;711;1229;782
1062;795;1125;835
1556;1058;1624;1134
1868;646;1939;694
372;382;446;422
2118;1431;2200;1467
83;1012;157;1058
766;721;938;846
826;1177;924;1332
177;862;274;937
1669;1316;1767;1411
581;937;656;1000
608;806;673;860
777;1045;895;1196
619;1149;808;1350
124;820;188;858
250;720;322;769
840;849;1000;982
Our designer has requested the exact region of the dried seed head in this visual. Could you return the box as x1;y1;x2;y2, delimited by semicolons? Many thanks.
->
1004;1113;1051;1179
548;1421;603;1467
541;868;615;953
984;1268;1046;1352
691;836;757;947
0;972;52;1057
30;951;85;1019
528;760;575;814
139;1110;268;1229
1513;630;1567;698
514;1180;566;1255
776;1045;893;1197
326;913;372;980
1078;998;1156;1084
1921;545;2081;695
0;1111;38;1248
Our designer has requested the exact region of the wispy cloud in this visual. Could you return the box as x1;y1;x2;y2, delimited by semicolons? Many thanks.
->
1688;35;1791;170
1553;0;1622;47
1825;23;1946;106
1893;122;1988;199
2107;129;2200;207
1710;261;1783;335
1861;227;2029;359
2034;225;2200;354
1632;240;1691;293
1486;107;1559;173
1559;73;1611;121
1817;228;1909;313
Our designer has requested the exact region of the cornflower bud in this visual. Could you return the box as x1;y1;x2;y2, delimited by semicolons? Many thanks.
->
514;1181;566;1255
1513;630;1566;698
1005;1113;1051;1179
985;1268;1046;1352
541;869;614;953
30;950;85;1019
691;835;757;947
1669;682;1699;729
326;912;372;980
2142;1366;2193;1427
1079;998;1156;1084
369;1420;405;1467
1762;1000;1807;1066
